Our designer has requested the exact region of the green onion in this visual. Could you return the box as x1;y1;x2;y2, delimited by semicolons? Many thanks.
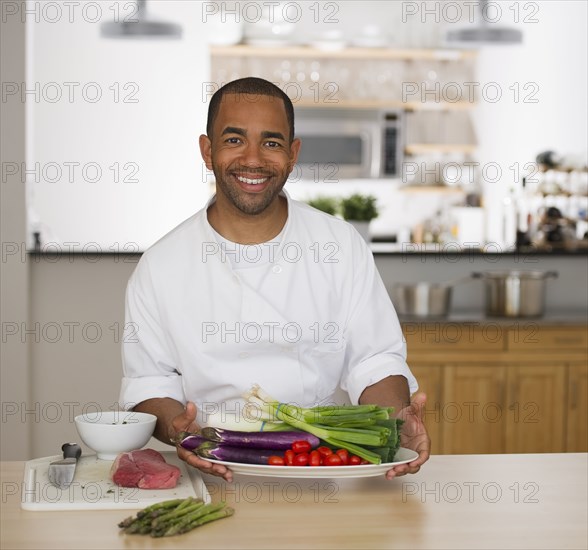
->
242;384;403;464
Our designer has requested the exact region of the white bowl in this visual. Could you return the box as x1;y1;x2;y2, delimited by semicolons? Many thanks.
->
74;411;157;460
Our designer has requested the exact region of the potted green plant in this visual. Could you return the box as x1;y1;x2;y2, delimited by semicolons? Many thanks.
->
340;194;379;241
307;196;339;216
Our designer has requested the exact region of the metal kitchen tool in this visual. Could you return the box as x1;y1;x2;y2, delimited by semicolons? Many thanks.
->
390;276;473;317
48;443;81;490
472;270;558;317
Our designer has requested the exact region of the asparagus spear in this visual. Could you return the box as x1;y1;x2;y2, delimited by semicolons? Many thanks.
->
118;498;234;538
123;515;153;535
117;515;136;529
152;501;227;536
161;506;235;537
135;498;185;519
150;502;205;532
118;498;185;529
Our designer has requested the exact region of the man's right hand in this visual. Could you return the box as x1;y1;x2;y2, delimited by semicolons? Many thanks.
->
172;401;233;482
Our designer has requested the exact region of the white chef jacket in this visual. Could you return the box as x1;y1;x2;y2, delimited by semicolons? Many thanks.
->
120;192;417;425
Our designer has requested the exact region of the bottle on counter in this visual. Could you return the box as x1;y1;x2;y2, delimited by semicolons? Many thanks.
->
502;187;517;251
516;178;532;248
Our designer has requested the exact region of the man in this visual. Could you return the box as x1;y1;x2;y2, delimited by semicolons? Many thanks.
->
120;77;430;482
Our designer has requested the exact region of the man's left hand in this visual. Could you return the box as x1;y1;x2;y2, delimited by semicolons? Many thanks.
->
385;392;430;480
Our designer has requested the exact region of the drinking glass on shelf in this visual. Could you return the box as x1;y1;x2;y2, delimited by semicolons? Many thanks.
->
375;60;404;102
246;57;270;80
438;59;475;103
227;58;242;81
570;171;588;196
325;60;351;101
405;111;429;144
443;111;476;145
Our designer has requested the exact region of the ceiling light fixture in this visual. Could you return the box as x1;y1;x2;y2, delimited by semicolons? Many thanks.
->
101;0;182;39
446;0;522;46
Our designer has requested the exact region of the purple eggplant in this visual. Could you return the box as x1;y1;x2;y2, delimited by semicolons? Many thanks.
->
200;427;320;450
176;431;210;451
196;442;280;465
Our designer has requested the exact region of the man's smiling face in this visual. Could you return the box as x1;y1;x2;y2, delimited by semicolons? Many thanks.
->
201;93;300;216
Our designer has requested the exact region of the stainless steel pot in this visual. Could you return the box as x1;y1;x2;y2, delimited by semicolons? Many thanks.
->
389;276;472;317
390;276;474;317
390;282;452;317
472;271;558;318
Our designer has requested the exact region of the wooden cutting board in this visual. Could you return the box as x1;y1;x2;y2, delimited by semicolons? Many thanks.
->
21;451;210;510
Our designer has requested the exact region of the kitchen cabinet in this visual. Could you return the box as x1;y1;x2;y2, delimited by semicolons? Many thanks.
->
567;362;588;452
504;364;566;453
407;364;442;454
404;323;587;454
442;364;506;454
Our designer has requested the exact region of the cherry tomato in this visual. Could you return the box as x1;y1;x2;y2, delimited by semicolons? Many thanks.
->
309;450;321;467
348;455;362;466
360;459;370;465
324;454;343;466
291;440;312;454
317;446;333;457
284;449;295;466
335;449;349;465
268;455;285;466
293;453;309;466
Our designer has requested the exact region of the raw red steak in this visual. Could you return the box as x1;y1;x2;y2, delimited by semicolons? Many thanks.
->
111;449;181;489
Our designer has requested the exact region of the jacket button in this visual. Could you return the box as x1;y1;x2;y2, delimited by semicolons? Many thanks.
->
272;265;282;274
238;352;249;358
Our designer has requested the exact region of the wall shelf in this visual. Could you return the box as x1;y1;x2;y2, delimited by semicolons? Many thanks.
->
211;44;478;113
405;144;477;155
211;45;478;61
400;185;466;194
291;100;476;111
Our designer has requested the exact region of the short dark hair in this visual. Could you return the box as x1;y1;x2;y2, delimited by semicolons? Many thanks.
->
206;77;295;143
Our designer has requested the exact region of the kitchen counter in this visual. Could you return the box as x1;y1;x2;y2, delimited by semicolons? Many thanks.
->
26;246;588;257
2;453;586;549
373;252;588;314
399;310;588;325
370;243;588;255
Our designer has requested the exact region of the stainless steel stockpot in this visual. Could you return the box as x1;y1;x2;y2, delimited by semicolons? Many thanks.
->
390;282;453;318
472;271;558;318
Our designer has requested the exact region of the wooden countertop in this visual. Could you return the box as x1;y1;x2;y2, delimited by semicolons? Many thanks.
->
2;453;587;549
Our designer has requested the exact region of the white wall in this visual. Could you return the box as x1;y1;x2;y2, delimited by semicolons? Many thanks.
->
27;256;171;458
473;0;588;243
28;0;212;251
1;0;31;461
26;1;588;249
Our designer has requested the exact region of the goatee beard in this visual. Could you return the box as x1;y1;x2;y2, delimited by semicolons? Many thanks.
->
217;177;285;216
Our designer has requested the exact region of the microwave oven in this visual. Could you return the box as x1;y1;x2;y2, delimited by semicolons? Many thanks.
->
293;107;403;181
